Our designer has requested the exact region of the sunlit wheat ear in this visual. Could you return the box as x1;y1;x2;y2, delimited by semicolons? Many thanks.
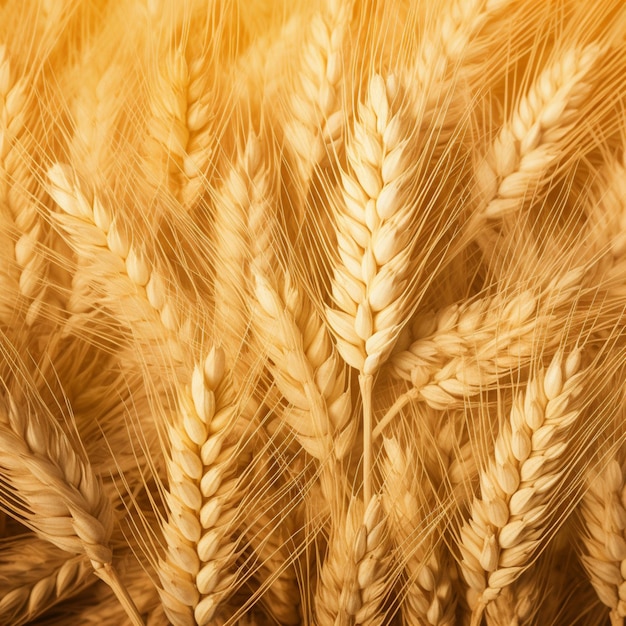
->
158;346;247;626
46;164;189;361
315;496;391;626
579;458;626;625
325;72;418;500
281;0;351;213
0;536;92;625
382;435;456;626
469;43;601;231
459;349;584;625
0;393;143;625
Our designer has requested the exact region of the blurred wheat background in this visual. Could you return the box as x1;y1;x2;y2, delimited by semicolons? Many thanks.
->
1;0;626;624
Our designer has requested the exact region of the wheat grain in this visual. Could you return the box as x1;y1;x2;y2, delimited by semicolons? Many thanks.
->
459;349;585;623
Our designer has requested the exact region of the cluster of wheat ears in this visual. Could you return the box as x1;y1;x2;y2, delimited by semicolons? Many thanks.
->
2;0;626;624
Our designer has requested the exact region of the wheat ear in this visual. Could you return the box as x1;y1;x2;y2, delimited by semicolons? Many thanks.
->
382;435;456;626
377;266;584;431
0;536;93;625
471;44;601;228
326;72;419;501
0;393;143;625
0;44;56;326
459;349;584;624
282;0;351;207
158;346;244;626
47;163;188;362
315;496;391;626
579;459;626;625
211;133;271;371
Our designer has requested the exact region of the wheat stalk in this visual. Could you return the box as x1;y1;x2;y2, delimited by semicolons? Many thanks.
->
459;349;584;624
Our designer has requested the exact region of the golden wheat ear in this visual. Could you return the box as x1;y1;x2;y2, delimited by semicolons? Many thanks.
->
0;381;144;625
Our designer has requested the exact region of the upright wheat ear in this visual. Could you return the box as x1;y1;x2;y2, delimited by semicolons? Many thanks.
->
315;496;391;626
0;394;143;625
325;73;417;501
282;0;351;211
158;346;245;626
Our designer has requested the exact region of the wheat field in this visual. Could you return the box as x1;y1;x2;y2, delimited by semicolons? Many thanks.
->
1;0;626;624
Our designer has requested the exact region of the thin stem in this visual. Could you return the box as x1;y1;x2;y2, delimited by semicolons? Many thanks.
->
372;388;420;441
95;562;145;626
359;373;374;504
470;602;485;626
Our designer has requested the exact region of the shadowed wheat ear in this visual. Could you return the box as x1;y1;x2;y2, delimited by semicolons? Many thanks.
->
242;506;301;625
325;72;418;501
382;435;456;626
158;346;246;626
459;349;584;625
0;391;143;625
143;33;225;210
315;495;391;626
0;536;93;625
0;44;57;326
579;458;626;625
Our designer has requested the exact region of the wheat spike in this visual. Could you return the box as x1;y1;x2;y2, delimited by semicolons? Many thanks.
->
459;349;585;623
315;496;391;626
